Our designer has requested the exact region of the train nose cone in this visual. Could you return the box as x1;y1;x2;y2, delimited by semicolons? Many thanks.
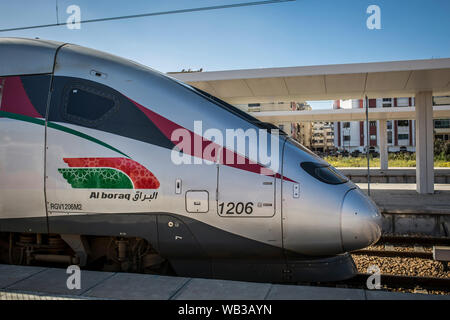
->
340;188;382;252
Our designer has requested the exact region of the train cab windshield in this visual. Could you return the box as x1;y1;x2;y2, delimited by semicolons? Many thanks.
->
301;162;348;185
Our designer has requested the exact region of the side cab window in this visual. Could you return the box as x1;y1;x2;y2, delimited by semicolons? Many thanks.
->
60;81;119;128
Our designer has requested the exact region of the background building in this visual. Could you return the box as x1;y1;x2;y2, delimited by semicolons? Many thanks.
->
435;119;450;141
311;121;335;152
334;98;416;153
434;96;450;141
333;97;450;153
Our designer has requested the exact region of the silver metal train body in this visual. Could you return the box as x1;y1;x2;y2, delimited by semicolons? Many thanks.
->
0;38;382;282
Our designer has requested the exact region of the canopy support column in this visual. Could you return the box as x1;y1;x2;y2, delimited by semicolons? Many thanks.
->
415;91;434;194
379;119;388;170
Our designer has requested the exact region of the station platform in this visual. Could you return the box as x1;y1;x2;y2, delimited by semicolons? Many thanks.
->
0;264;448;300
355;183;450;236
340;167;450;184
356;183;450;215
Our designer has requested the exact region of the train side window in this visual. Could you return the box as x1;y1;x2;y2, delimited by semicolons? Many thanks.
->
62;84;119;127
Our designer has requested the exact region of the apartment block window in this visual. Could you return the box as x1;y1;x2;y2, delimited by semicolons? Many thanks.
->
388;131;392;144
343;122;350;128
397;98;409;107
382;98;392;108
370;121;376;127
370;135;377;140
343;135;350;141
435;119;450;129
387;121;392;130
398;120;409;127
398;134;409;140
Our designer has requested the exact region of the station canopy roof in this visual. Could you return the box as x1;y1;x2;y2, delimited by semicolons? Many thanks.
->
169;58;450;104
249;105;450;123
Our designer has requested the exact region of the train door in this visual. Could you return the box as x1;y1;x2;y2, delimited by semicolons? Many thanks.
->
213;163;285;281
217;165;276;218
0;75;51;233
216;163;283;257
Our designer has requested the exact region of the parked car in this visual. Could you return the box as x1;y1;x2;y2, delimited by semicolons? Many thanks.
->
337;149;349;157
351;150;361;157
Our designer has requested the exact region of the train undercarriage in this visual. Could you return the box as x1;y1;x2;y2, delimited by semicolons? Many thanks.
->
0;231;358;283
0;232;170;274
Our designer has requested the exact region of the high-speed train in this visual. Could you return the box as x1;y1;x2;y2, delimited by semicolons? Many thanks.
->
0;38;382;282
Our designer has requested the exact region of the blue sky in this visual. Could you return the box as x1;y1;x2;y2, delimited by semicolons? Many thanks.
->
0;0;449;109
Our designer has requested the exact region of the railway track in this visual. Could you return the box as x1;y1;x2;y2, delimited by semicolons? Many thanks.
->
352;249;433;259
348;237;450;294
298;273;450;294
354;234;450;259
378;235;450;246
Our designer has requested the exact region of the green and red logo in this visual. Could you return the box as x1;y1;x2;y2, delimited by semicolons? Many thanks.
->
58;157;160;189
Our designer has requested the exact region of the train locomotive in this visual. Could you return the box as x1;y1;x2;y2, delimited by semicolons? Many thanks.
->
0;38;382;282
